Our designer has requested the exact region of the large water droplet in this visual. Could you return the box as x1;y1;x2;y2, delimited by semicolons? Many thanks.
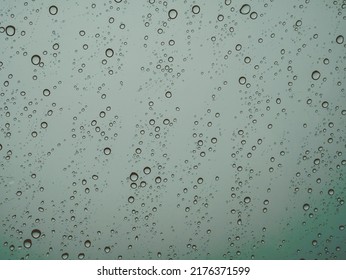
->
31;229;41;239
31;55;41;65
303;203;310;211
336;35;344;44
105;48;114;58
49;5;58;15
192;5;200;14
311;70;321;80
130;172;138;182
168;9;178;19
5;25;16;36
104;147;111;155
240;4;251;15
23;239;32;249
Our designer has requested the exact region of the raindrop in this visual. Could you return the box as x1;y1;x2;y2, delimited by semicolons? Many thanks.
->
250;12;258;19
240;4;251;15
103;147;111;155
239;76;247;85
303;203;310;211
105;48;114;58
41;122;48;129
23;239;32;249
104;246;111;253
43;89;51;97
311;70;321;80
84;240;91;248
128;196;135;203
192;5;200;14
217;14;224;21
31;229;41;239
49;5;58;15
168;9;178;19
143;167;151;175
61;253;69;259
31;55;41;65
336;35;344;44
321;101;329;108
5;25;16;36
130;172;138;182
165;91;172;98
78;253;85;259
244;197;251;204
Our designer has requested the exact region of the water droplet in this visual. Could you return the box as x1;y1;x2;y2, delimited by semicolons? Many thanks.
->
244;197;251;203
5;25;15;36
49;5;58;15
311;70;321;80
239;76;247;85
303;203;310;211
31;55;41;65
84;240;91;248
217;14;224;21
61;252;69;259
104;147;111;155
168;9;178;19
143;167;151;175
321;101;329;108
43;89;51;97
23;239;32;249
41;122;48;129
155;176;162;183
128;196;135;203
105;48;114;58
240;4;251;15
250;12;258;19
104;246;111;253
192;5;200;14
130;172;138;182
31;229;41;239
165;91;172;98
78;253;85;259
336;35;344;44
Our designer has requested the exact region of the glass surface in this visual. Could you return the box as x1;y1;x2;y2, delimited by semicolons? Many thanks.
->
0;0;345;260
